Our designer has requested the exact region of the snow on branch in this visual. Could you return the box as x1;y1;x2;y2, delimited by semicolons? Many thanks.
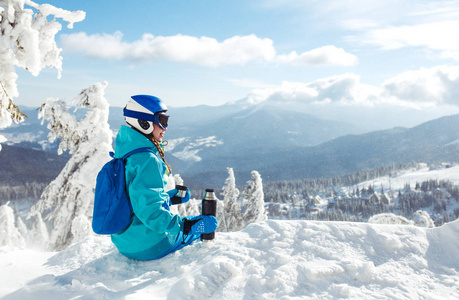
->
39;98;79;155
0;0;85;147
0;0;85;80
31;81;113;250
38;81;109;155
0;79;28;122
24;0;85;29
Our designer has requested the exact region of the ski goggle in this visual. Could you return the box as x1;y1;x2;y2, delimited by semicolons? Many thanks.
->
123;107;169;129
153;114;169;129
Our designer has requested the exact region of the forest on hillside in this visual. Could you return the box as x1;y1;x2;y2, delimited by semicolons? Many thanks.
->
1;160;458;228
262;164;459;226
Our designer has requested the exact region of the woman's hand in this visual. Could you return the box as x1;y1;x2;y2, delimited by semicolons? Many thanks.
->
167;189;191;205
182;215;218;235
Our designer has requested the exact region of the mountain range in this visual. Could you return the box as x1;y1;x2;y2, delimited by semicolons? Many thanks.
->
1;104;458;189
171;113;459;188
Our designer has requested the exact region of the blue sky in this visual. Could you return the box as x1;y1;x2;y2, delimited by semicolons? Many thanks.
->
13;0;459;126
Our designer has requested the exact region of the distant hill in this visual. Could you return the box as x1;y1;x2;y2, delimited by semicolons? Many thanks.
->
0;144;69;185
264;114;459;180
175;114;459;187
167;106;360;152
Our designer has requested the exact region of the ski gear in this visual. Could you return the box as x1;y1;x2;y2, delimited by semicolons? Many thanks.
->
92;147;156;235
124;95;168;134
144;230;201;260
154;114;169;129
183;215;218;236
167;188;191;205
110;126;182;260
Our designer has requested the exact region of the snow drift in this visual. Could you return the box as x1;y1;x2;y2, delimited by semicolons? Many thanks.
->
1;219;458;299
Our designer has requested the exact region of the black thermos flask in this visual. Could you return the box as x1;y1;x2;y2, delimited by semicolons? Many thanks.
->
201;189;217;241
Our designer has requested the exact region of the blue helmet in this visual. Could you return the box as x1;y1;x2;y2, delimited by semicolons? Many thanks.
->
124;95;168;135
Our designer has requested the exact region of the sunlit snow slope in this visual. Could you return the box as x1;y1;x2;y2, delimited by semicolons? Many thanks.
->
1;219;458;299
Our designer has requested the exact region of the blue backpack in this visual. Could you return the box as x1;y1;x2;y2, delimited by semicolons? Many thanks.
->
92;147;155;235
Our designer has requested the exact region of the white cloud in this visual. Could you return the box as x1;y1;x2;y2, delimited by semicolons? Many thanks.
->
409;1;459;19
361;21;459;52
260;0;409;29
248;74;379;107
261;0;459;60
236;66;459;129
382;65;459;106
61;32;276;66
338;2;459;60
342;19;379;30
278;46;358;66
229;78;278;90
60;32;356;67
245;65;459;108
441;51;459;61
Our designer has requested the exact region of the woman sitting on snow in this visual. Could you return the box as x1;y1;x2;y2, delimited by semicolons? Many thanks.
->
111;95;218;260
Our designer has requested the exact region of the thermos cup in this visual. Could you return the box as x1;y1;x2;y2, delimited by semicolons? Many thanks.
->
175;185;187;197
201;188;217;241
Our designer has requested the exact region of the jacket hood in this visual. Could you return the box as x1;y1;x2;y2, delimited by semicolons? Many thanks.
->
114;126;158;158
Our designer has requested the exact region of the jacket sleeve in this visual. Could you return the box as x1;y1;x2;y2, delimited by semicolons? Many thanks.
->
125;152;183;234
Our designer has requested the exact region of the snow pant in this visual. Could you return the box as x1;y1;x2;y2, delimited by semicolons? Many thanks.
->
150;231;201;260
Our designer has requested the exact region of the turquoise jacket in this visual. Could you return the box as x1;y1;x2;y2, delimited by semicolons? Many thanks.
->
111;126;183;260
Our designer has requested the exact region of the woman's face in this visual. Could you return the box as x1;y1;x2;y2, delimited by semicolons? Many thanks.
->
152;113;167;142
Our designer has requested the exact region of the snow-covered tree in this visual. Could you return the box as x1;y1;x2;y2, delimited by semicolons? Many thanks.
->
221;167;243;232
242;170;267;227
212;193;225;232
0;0;84;150
185;198;201;217
0;202;26;247
369;211;435;228
23;210;49;249
29;82;112;250
413;210;435;228
368;213;414;225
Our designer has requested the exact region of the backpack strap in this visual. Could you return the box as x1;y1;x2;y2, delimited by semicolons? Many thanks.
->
121;147;155;160
120;147;165;177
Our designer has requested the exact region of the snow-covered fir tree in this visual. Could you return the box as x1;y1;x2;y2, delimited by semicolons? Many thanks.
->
222;167;243;232
214;193;225;231
242;170;267;227
0;0;84;150
29;82;112;250
413;210;435;228
0;202;25;247
22;210;49;249
368;213;414;225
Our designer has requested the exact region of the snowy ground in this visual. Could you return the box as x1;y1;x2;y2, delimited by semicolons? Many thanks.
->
1;219;458;300
354;164;459;192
